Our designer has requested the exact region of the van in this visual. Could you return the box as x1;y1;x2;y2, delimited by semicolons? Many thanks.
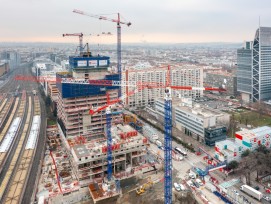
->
175;147;187;157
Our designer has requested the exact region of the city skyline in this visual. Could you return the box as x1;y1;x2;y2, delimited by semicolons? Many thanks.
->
1;0;271;43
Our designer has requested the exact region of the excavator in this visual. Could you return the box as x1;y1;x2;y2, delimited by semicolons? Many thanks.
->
136;179;154;195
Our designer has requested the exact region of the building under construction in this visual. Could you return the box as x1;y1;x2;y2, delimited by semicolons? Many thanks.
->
56;53;121;138
56;51;151;202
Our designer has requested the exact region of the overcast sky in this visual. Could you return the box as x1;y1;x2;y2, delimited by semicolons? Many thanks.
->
1;0;271;43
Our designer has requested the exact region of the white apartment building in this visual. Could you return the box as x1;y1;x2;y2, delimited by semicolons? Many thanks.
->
122;65;203;108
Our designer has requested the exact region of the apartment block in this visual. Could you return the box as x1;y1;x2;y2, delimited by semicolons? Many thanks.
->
122;65;203;108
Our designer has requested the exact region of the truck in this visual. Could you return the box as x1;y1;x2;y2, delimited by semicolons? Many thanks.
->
143;126;159;143
240;185;263;201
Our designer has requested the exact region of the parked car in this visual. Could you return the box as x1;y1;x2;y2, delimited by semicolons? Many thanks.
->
254;186;260;190
188;172;196;179
263;195;270;201
233;189;239;196
178;155;184;161
196;178;203;186
174;183;181;191
187;180;194;187
192;180;200;188
158;146;164;150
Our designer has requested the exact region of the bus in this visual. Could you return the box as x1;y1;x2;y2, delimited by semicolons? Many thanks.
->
174;147;187;157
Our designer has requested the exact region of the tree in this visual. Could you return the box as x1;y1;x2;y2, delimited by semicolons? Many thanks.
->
241;149;250;157
45;96;51;106
227;113;237;137
257;145;270;154
239;155;257;185
227;160;238;173
253;152;267;181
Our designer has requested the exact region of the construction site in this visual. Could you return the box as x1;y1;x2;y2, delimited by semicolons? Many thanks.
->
34;10;166;204
32;8;230;204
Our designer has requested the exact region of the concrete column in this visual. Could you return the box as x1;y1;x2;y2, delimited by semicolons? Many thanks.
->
114;156;116;175
124;154;127;170
130;152;133;167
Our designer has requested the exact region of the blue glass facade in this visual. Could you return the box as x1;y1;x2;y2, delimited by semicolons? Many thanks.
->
56;74;119;98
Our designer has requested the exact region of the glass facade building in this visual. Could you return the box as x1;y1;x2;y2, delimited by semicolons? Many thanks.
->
237;27;271;102
252;27;271;101
237;42;252;96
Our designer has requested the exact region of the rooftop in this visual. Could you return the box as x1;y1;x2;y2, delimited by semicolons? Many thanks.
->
71;124;148;161
216;139;239;149
236;126;271;139
252;126;271;137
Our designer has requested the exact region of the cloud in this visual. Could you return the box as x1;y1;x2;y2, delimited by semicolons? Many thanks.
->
0;0;271;43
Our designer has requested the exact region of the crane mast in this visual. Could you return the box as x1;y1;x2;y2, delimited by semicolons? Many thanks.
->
117;13;122;97
105;106;113;181
164;89;172;204
164;65;172;204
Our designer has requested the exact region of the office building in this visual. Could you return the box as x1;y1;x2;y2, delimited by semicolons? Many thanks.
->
237;27;271;102
154;98;229;145
237;42;252;102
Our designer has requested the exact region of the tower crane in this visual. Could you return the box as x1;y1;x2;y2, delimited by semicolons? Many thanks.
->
62;33;84;54
73;9;131;97
84;67;226;204
14;70;225;202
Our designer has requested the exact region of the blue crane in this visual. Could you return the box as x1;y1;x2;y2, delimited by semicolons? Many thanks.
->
164;87;172;204
85;67;226;202
105;106;113;180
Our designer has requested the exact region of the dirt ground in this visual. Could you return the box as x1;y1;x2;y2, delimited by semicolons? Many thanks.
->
92;169;198;204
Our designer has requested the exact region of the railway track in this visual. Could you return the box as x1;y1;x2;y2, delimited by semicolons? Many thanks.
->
22;94;46;204
0;91;27;172
0;63;45;203
0;96;34;203
4;97;41;204
0;98;8;113
0;97;15;129
0;98;20;145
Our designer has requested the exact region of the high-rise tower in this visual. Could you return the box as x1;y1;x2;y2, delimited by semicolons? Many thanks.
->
237;27;271;102
252;27;271;102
